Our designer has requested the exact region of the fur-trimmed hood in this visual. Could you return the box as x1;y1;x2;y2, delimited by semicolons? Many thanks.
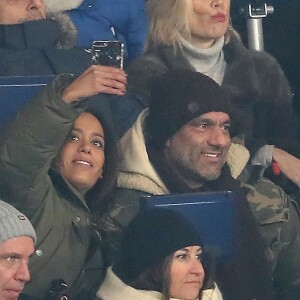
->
45;0;84;13
46;12;77;48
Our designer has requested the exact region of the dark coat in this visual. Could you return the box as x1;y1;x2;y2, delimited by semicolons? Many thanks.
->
0;75;104;299
0;13;117;139
233;0;300;120
0;14;90;76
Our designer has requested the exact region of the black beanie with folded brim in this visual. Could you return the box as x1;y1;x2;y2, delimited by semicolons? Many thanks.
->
114;208;202;284
146;69;233;150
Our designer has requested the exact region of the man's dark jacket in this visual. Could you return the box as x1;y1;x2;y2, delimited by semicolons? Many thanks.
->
0;14;90;76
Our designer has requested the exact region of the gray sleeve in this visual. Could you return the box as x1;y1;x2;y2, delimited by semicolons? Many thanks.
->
251;145;274;167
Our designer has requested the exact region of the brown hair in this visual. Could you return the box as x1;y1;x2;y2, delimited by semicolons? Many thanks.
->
128;255;171;300
127;251;215;299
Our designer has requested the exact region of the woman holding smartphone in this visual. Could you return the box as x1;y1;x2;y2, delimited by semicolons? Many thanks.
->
0;65;125;299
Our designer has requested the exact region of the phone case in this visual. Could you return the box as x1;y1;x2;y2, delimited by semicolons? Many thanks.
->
91;41;124;69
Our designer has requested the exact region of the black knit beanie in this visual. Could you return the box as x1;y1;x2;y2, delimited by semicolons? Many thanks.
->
114;208;202;283
146;69;233;149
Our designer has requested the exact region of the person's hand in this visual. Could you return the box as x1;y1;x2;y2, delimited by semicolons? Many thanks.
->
62;65;127;103
273;147;300;187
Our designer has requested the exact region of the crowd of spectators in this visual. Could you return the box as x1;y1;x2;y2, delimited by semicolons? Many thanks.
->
0;0;299;299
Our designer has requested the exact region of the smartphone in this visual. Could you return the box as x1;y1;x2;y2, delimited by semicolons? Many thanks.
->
91;41;124;69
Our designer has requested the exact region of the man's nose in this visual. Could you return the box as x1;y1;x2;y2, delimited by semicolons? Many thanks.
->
15;261;31;283
207;126;229;147
28;0;43;10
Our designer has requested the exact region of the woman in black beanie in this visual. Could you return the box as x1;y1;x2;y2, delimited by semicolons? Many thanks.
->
96;208;222;300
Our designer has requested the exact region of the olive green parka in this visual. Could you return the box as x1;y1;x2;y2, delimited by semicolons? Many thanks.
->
0;74;103;299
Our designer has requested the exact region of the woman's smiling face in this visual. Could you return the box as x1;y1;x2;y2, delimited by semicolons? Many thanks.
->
58;112;105;194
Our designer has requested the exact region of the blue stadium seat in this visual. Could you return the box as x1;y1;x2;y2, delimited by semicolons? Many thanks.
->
0;76;55;132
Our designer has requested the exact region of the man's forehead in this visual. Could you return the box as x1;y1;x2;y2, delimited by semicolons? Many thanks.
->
0;237;34;255
191;111;231;123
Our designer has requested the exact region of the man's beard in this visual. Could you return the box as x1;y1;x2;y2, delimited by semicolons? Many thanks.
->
195;168;222;182
172;157;223;187
17;12;45;23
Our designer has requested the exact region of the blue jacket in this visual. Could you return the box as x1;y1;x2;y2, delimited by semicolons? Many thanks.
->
68;0;147;63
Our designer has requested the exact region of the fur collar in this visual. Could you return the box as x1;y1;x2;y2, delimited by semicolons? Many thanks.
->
45;0;84;13
118;172;168;195
47;13;77;48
